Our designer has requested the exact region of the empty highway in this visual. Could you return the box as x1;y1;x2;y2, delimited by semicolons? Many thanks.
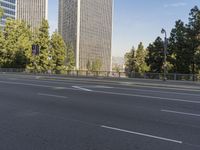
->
0;74;200;150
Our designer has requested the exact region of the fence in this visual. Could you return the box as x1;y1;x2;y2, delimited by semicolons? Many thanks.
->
129;72;200;81
0;68;199;82
0;68;26;73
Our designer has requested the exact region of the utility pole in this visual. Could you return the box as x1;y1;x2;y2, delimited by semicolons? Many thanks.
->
161;28;167;81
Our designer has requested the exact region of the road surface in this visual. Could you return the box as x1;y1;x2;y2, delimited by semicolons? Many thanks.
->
0;74;200;150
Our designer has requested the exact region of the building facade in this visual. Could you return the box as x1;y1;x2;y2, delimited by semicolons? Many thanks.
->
16;0;48;29
59;0;113;71
0;0;16;27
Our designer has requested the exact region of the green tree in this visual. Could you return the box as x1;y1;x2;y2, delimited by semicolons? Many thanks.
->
66;44;75;70
113;65;121;73
186;6;200;74
3;19;32;68
28;19;50;73
86;60;92;71
50;31;66;74
92;59;102;71
0;8;5;67
26;29;40;72
124;47;136;76
0;28;5;67
168;20;191;73
38;19;51;72
0;8;3;19
3;18;19;67
14;21;32;68
146;37;164;73
135;42;149;73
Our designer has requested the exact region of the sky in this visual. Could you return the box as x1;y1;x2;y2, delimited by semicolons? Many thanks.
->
48;0;199;57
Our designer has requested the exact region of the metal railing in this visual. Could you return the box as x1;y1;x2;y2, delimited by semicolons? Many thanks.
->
0;68;26;73
128;72;200;81
0;68;199;82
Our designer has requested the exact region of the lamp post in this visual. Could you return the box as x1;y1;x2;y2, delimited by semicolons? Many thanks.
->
161;28;167;81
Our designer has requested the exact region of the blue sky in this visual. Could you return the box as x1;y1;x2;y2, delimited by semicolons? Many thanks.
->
48;0;199;57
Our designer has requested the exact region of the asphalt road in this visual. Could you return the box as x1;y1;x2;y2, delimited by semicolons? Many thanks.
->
0;74;200;150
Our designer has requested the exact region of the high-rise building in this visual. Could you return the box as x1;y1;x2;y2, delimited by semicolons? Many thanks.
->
16;0;48;28
0;0;16;27
59;0;113;71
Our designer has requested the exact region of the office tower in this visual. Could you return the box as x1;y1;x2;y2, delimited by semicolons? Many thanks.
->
0;0;16;27
16;0;48;28
59;0;113;71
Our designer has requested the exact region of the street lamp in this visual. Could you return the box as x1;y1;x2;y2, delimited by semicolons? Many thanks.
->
161;28;167;81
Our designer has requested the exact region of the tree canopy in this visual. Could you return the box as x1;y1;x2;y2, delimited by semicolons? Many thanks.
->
125;6;200;75
0;18;75;73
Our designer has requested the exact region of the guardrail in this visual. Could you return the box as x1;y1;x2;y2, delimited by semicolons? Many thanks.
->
0;68;199;82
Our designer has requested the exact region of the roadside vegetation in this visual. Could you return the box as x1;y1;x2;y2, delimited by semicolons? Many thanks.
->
0;8;75;74
125;6;200;76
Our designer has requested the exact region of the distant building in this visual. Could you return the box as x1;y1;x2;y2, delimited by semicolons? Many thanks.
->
112;56;125;72
58;0;113;71
16;0;48;28
0;0;16;27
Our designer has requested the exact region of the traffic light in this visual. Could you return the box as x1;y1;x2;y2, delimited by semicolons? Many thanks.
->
32;44;40;56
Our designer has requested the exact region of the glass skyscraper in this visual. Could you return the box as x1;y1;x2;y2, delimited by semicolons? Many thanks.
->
59;0;113;71
0;0;16;27
16;0;48;29
0;0;48;29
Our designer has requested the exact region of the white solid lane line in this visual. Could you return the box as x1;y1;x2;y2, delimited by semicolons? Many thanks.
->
93;90;200;104
72;86;93;92
0;80;75;90
112;87;200;97
101;125;183;144
1;80;200;104
38;93;68;99
4;77;200;96
81;85;114;89
161;109;200;117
